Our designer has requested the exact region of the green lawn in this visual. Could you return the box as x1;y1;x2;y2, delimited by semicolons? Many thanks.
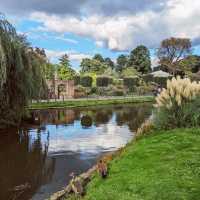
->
68;129;200;200
29;96;154;110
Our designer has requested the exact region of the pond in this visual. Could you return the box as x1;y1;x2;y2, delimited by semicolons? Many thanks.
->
0;103;152;200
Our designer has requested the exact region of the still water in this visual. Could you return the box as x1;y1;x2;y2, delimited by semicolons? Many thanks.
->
0;103;152;200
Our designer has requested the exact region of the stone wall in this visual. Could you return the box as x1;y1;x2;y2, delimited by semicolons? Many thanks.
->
46;80;75;99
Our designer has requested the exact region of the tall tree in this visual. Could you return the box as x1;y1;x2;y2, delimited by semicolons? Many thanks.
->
0;15;47;128
128;45;151;74
116;54;128;72
80;58;92;73
57;54;76;80
80;57;107;75
93;54;104;63
179;55;200;74
59;54;70;67
44;63;55;80
157;37;192;74
104;57;115;69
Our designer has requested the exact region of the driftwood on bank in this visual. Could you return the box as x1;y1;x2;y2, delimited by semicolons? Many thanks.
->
49;151;117;200
49;165;97;200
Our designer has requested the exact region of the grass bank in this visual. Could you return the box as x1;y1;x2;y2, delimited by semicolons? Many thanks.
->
29;96;154;110
68;128;200;200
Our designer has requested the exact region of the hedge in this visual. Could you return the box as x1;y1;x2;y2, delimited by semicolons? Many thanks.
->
113;89;124;96
80;76;93;87
142;74;154;83
96;76;113;87
123;77;139;90
153;77;170;87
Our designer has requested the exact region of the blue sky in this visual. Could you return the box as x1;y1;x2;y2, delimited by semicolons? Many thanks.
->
1;0;200;70
13;17;127;70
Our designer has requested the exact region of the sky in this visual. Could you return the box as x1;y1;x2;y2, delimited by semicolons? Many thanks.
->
1;0;200;70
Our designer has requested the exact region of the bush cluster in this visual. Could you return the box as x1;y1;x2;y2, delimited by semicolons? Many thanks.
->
96;76;113;87
113;89;124;96
142;74;153;83
123;77;139;92
153;77;169;87
80;76;93;87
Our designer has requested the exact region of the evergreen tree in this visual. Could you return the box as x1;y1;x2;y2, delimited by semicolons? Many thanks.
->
128;45;151;74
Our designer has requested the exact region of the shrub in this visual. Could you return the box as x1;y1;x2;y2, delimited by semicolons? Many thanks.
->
96;76;113;87
82;72;97;87
113;89;124;96
153;77;169;87
113;78;123;86
189;73;200;82
123;77;139;91
121;67;139;77
96;85;114;96
90;86;97;94
154;76;200;129
142;74;170;87
136;83;154;95
74;75;80;85
80;76;93;87
142;74;153;83
124;77;139;86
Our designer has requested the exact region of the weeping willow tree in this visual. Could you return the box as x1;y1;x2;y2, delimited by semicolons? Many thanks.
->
0;15;48;128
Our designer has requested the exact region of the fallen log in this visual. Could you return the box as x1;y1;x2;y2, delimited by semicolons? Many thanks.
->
49;165;97;200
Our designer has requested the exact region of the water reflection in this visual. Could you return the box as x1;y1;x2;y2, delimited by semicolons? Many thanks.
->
0;130;54;200
0;103;152;200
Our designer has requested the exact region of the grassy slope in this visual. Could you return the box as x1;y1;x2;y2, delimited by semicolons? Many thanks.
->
69;129;200;200
29;96;154;110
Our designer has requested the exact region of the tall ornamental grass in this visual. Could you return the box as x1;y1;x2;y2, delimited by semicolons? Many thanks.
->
154;76;200;129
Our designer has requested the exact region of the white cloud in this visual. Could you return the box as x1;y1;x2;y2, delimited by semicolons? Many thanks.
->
47;123;133;154
54;36;78;44
45;49;92;62
95;41;105;48
30;0;200;51
25;30;78;45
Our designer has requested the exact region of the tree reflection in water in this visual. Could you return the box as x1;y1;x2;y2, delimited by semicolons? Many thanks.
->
0;103;152;200
81;115;93;128
115;104;152;131
0;128;54;200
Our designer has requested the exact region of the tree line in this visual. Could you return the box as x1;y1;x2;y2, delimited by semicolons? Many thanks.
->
80;45;151;76
53;37;200;82
1;14;200;129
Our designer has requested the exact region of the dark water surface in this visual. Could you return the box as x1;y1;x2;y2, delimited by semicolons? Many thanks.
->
0;103;152;200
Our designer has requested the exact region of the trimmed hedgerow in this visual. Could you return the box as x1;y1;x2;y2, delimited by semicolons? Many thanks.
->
80;76;93;87
123;76;139;91
96;76;113;87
